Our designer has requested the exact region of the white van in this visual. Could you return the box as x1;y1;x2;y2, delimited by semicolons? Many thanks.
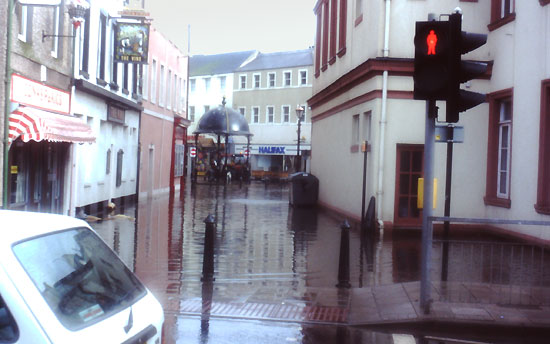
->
0;210;163;344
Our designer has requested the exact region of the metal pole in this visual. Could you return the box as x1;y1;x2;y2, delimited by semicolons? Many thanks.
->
3;0;14;209
360;141;368;232
420;100;436;314
296;117;301;172
442;125;454;282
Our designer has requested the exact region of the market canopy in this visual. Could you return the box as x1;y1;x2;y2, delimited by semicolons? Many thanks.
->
8;106;95;145
193;103;252;138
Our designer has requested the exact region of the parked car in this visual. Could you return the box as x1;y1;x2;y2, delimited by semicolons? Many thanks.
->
0;210;163;343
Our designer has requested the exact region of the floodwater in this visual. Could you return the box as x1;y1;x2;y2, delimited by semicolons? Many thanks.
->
90;181;550;343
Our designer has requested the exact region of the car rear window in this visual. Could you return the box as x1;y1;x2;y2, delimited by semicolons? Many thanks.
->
12;227;146;331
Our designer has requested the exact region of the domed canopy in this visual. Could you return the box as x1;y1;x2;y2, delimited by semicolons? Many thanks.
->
193;104;252;137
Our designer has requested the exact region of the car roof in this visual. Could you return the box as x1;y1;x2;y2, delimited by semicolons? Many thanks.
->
0;210;90;246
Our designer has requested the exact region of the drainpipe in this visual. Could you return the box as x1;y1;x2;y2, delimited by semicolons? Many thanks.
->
3;0;14;209
376;0;391;230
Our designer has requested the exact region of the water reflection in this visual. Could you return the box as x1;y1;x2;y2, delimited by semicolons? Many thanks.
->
89;181;548;343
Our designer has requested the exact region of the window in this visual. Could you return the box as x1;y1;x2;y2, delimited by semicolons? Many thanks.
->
239;107;246;116
122;63;129;92
489;0;515;31
167;70;172;110
485;89;513;207
151;59;157;103
189;106;195;122
97;13;107;82
254;74;260;88
219;76;226;91
268;73;276;87
300;70;308;85
282;106;290;123
363;111;372;143
106;149;111;174
355;0;363;25
352;114;360;145
51;4;62;58
190;78;196;93
142;64;148;100
204;105;210;115
174;144;185;177
536;80;550;214
116;149;124;187
79;9;90;75
17;4;31;42
132;64;139;97
267;106;274;123
159;65;165;106
252;107;260;123
180;79;186;113
240;75;247;89
284;71;292;87
204;77;211;91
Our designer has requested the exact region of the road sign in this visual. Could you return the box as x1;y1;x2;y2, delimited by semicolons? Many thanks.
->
190;147;196;158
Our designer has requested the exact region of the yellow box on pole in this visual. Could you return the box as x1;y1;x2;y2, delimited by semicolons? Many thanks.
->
417;178;437;209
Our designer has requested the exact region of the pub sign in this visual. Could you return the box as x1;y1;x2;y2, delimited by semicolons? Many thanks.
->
114;22;150;64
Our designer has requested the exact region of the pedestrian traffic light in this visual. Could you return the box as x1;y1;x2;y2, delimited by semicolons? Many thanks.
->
446;13;488;123
413;20;450;100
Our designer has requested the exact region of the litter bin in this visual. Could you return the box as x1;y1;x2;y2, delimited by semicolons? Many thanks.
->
289;173;319;207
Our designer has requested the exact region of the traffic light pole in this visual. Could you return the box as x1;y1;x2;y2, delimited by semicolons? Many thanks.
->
441;127;454;282
420;100;437;314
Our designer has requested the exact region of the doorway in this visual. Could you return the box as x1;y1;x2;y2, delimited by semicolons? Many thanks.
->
394;144;424;227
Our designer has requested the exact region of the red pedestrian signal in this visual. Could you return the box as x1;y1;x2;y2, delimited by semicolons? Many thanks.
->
414;21;449;100
427;30;437;55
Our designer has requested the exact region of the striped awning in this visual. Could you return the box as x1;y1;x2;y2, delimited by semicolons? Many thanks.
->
8;106;95;145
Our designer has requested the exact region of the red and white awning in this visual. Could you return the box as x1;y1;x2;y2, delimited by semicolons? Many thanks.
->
8;106;95;145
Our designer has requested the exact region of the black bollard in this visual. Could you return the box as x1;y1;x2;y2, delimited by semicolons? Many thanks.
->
336;220;352;288
201;214;216;282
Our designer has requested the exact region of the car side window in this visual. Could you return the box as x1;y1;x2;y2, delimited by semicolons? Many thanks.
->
0;294;18;343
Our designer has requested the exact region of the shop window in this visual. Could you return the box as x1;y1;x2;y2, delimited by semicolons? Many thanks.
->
116;149;124;187
485;88;513;208
536;80;550;214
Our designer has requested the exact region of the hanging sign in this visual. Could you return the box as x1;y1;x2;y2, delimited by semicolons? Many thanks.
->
114;22;150;64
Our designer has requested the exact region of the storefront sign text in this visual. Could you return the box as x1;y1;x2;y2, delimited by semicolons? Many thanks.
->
11;74;71;114
259;146;286;154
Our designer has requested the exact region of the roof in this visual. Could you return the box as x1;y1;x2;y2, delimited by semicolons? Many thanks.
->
189;51;257;77
0;210;90;245
236;49;313;72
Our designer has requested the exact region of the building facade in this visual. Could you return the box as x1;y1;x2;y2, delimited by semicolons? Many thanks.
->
233;49;314;177
71;0;143;215
5;0;95;215
139;25;189;199
310;0;550;241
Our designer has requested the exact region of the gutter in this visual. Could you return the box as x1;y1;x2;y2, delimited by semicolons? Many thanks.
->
3;0;13;209
376;0;391;230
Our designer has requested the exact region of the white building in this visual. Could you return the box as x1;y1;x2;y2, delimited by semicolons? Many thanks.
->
310;0;550;241
71;0;144;215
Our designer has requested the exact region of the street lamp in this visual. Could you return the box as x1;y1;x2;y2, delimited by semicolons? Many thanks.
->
295;106;305;172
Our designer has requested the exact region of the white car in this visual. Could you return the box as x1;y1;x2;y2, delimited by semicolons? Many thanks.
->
0;210;164;344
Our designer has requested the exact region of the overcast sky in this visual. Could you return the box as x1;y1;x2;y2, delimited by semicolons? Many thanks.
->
144;0;317;56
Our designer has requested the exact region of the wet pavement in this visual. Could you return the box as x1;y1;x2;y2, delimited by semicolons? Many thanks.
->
89;181;550;343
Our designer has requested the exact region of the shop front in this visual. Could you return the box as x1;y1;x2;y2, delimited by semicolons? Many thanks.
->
7;74;95;214
236;143;311;180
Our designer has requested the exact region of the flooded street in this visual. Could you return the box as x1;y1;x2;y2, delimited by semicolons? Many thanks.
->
90;181;550;343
